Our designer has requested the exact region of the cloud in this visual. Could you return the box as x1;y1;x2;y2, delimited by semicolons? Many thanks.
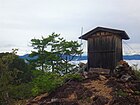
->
0;0;140;54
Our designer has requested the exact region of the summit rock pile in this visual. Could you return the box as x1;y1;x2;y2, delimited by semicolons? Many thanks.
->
114;60;138;82
27;61;140;105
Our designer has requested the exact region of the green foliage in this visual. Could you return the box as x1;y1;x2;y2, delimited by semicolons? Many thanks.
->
0;33;83;104
31;71;64;96
10;57;32;84
131;64;140;80
134;70;140;80
116;89;127;97
30;71;83;97
30;33;83;74
134;90;140;95
30;33;61;72
32;69;44;77
30;70;83;96
0;49;33;104
52;38;82;74
0;50;19;104
63;73;83;82
9;83;33;99
1;63;83;104
0;51;32;84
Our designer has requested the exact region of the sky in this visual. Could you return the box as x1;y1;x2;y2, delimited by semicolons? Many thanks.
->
0;0;140;55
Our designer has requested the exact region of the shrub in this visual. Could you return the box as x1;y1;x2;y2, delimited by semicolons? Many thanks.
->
134;70;140;80
31;72;64;96
6;70;83;102
31;71;83;96
63;73;83;82
116;89;127;97
9;83;33;99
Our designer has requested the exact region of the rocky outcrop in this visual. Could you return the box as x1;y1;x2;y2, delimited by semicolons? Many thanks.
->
27;61;140;105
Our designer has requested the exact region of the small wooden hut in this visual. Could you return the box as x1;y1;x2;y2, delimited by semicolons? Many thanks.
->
79;27;130;71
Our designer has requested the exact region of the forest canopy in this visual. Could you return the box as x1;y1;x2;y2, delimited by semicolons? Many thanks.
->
0;33;83;105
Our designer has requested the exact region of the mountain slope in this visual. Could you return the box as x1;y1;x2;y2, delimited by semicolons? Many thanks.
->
27;66;140;105
19;54;140;61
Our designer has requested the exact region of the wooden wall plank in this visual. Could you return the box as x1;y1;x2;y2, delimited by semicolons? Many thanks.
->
87;31;123;71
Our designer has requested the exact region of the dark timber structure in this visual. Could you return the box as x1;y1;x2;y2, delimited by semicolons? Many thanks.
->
79;27;130;72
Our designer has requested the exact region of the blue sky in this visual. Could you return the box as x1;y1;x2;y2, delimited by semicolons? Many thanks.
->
0;0;140;55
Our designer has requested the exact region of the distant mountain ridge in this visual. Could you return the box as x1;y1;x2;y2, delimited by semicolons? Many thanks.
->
123;54;140;60
19;54;140;60
19;54;38;60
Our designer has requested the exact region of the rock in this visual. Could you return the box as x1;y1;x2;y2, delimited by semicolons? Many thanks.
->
92;96;109;105
47;99;79;105
99;75;107;81
114;60;138;82
89;68;110;75
34;93;48;101
120;74;132;82
51;98;59;102
27;93;48;104
92;95;98;101
82;71;88;79
87;72;99;80
110;96;140;105
78;62;87;72
81;70;100;80
26;60;140;105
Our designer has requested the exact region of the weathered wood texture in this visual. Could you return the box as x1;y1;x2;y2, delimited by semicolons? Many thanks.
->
79;27;130;71
89;68;110;75
88;32;122;70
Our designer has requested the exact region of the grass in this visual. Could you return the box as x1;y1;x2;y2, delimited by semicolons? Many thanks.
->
116;89;127;97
